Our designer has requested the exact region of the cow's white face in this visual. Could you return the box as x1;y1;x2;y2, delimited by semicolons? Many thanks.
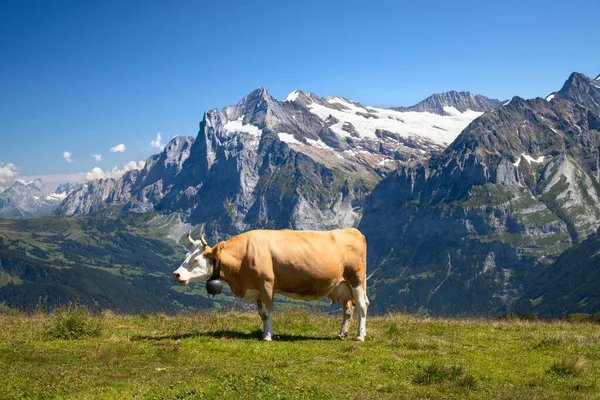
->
172;247;213;285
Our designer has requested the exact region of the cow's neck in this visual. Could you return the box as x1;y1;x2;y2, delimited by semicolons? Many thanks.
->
214;241;245;298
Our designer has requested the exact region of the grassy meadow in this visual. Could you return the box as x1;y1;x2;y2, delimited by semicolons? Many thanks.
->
0;308;599;399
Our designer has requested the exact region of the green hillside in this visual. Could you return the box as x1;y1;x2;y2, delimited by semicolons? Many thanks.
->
0;213;332;313
0;213;226;312
0;309;598;399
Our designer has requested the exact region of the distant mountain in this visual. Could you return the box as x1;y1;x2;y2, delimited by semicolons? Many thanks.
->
392;91;503;115
57;88;495;240
359;72;600;316
0;179;81;218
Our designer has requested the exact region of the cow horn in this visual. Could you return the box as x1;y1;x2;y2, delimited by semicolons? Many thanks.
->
187;230;202;247
200;233;209;248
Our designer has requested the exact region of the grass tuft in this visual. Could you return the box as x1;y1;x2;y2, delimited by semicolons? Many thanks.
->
413;362;478;390
387;322;400;335
548;355;587;377
48;305;103;339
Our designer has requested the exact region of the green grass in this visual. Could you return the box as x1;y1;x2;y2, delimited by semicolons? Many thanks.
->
1;310;599;399
48;305;104;340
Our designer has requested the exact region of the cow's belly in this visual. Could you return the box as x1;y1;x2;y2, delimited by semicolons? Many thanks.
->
275;280;351;302
275;290;322;301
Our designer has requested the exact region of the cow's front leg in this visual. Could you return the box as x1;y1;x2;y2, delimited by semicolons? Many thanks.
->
256;295;274;341
337;300;354;339
351;285;368;341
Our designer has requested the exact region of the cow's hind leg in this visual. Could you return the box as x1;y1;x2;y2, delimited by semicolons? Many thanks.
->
337;300;354;339
351;285;368;341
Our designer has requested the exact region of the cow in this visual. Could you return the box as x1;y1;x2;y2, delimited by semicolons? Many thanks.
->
172;228;369;341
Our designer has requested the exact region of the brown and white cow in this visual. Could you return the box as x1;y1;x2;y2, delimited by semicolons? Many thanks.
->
172;228;369;341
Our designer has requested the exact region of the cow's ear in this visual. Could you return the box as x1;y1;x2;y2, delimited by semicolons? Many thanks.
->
214;242;225;257
206;242;225;259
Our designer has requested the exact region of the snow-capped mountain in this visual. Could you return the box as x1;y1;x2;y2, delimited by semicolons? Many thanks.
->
56;88;498;237
0;179;81;218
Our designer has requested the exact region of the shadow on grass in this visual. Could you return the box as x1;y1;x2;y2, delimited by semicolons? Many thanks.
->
131;329;337;342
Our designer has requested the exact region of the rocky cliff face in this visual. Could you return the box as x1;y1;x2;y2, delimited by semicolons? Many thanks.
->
515;226;600;317
55;137;195;217
360;72;600;316
0;179;80;218
57;88;491;240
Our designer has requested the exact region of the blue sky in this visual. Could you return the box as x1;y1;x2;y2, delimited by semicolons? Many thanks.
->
1;0;599;188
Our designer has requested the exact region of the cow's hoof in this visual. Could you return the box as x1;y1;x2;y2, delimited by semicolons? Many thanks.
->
355;336;365;342
337;333;347;340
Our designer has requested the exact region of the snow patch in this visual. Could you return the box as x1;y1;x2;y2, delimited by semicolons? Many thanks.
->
306;138;332;150
278;132;301;145
546;93;555;102
223;116;262;137
285;90;301;102
46;192;68;202
514;154;545;167
442;106;462;117
308;100;481;146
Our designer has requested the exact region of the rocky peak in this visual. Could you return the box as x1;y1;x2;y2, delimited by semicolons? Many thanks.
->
557;72;600;111
55;182;80;195
225;87;275;121
31;178;44;190
392;91;503;115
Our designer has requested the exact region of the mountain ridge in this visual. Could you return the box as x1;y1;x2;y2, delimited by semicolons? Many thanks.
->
359;71;600;315
392;90;503;115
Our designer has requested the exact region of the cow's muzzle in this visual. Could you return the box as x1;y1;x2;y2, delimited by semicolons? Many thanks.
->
172;272;188;285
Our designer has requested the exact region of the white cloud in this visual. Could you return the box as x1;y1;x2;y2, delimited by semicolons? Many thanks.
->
93;154;102;161
0;162;18;192
63;151;73;163
85;160;146;181
149;132;164;150
110;144;126;153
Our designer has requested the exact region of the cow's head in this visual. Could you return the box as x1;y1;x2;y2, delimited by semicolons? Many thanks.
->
172;231;220;285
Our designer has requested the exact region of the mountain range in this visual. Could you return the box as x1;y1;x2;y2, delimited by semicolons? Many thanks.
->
55;89;498;241
1;73;599;317
0;180;80;218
